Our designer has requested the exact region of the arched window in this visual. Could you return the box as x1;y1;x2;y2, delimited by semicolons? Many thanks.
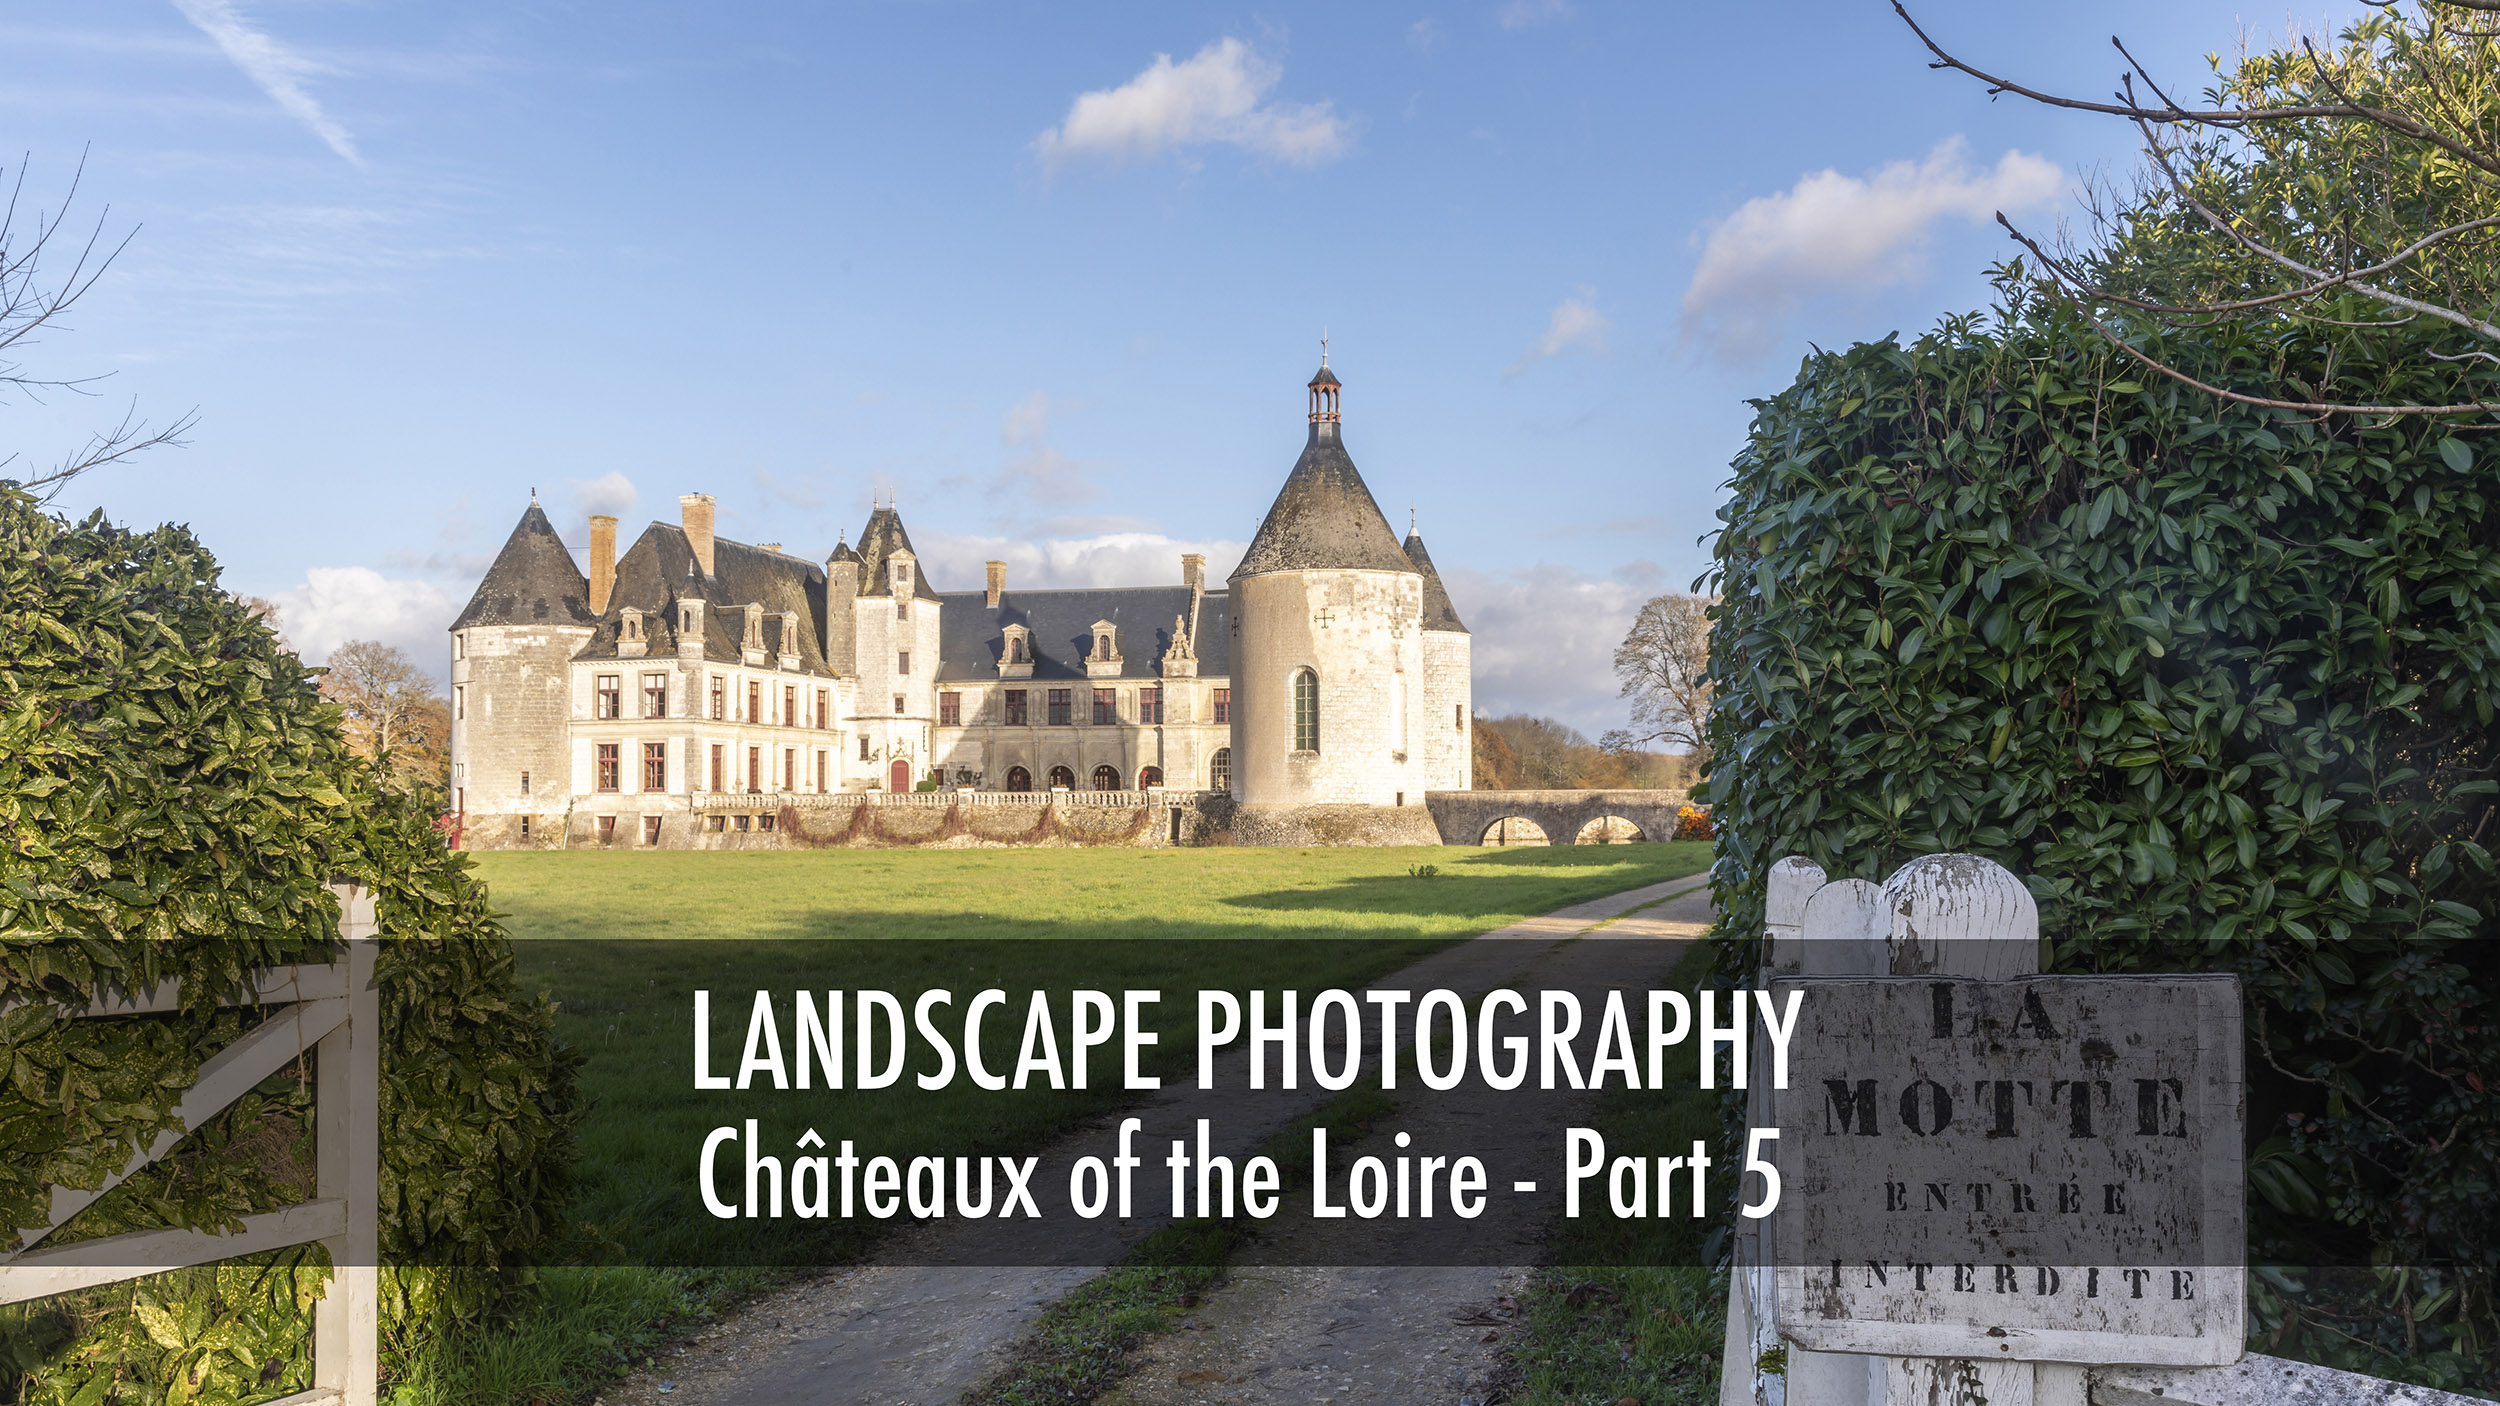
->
1049;765;1076;790
1092;764;1121;791
1139;766;1163;788
1210;747;1231;791
1006;766;1032;792
1292;669;1319;752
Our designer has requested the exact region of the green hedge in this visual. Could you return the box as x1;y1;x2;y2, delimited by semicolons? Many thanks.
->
0;486;579;1404
1704;304;2499;1385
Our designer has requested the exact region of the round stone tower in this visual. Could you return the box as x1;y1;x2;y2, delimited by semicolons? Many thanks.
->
1229;354;1431;809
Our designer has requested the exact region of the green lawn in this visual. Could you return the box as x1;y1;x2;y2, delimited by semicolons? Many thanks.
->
388;843;1712;1406
467;841;1712;943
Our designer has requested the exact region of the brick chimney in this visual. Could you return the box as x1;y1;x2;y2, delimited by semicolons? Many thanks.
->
986;560;1006;608
587;515;617;615
680;493;717;578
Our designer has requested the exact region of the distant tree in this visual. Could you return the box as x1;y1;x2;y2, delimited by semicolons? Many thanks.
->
232;594;287;649
1482;714;1594;789
319;639;449;799
1607;593;1715;769
1471;721;1522;790
1;155;195;498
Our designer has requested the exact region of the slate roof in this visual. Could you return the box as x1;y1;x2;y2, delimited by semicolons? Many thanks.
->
1403;532;1468;634
451;502;598;630
571;522;838;676
856;507;943;601
1231;422;1417;579
935;586;1232;683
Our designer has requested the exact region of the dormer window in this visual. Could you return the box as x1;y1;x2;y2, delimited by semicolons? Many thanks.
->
896;563;911;589
1095;632;1112;661
998;623;1035;678
620;609;643;642
742;606;765;652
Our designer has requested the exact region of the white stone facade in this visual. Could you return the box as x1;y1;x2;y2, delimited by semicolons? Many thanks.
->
446;361;1471;848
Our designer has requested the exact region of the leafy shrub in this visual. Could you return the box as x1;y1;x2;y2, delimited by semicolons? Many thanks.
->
1702;302;2500;1384
1672;805;1714;843
0;487;579;1403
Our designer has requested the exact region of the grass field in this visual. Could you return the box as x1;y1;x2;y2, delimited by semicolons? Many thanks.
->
467;841;1713;943
392;842;1713;1405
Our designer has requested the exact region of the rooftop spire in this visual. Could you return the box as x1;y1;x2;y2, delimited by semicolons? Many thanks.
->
1307;341;1341;425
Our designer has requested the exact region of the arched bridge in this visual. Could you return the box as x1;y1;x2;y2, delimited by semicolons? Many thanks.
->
1423;790;1691;846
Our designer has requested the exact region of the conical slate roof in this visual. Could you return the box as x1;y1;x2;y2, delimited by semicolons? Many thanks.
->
451;501;595;630
1404;532;1468;634
1232;423;1416;579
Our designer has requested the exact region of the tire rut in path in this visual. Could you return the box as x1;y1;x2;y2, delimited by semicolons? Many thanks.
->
1098;890;1707;1405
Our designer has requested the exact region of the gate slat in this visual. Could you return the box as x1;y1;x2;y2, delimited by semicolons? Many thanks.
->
7;995;350;1258
0;1200;348;1304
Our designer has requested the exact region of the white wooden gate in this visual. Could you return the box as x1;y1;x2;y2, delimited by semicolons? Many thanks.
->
1722;853;2485;1406
0;882;381;1406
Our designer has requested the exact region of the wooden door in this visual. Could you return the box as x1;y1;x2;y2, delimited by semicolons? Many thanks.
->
889;759;911;793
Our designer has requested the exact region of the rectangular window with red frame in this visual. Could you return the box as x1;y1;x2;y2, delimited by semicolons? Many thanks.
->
785;685;797;727
1139;687;1162;724
747;745;761;793
1005;689;1028;725
709;744;724;792
1213;687;1231;723
939;691;961;726
596;743;620;792
1048;689;1071;725
643;742;666;792
596;675;621;719
644;673;669;718
748;680;761;723
1093;688;1115;725
709;676;725;721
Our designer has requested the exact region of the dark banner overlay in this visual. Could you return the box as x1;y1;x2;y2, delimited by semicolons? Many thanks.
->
24;938;2293;1271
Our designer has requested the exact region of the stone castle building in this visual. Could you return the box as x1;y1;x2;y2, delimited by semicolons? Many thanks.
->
446;359;1471;847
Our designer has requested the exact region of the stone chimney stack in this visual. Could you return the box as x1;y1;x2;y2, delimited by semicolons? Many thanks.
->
587;515;618;615
986;560;1006;608
680;493;717;578
1182;552;1206;642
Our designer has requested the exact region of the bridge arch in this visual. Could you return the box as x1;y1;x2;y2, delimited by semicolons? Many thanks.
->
1479;816;1550;847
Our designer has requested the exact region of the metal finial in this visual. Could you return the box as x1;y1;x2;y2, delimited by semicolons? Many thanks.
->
530;486;538;503
1410;504;1417;535
1320;327;1329;368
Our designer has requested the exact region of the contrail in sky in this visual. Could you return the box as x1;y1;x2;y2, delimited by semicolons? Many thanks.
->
170;0;362;165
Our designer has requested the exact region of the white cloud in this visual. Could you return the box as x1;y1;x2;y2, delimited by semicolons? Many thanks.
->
1036;37;1348;171
1447;561;1665;736
567;471;639;524
1002;390;1067;447
169;0;361;165
1681;137;2062;362
269;567;455;680
1408;18;1440;49
1507;287;1609;376
915;530;1247;593
1498;0;1573;30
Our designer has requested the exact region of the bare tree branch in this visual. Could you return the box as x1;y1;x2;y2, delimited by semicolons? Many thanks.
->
0;150;187;498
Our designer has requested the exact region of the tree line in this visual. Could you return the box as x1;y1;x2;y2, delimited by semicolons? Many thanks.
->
1469;590;1715;792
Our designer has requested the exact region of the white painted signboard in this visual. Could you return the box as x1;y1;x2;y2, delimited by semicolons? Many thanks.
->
1768;973;2244;1367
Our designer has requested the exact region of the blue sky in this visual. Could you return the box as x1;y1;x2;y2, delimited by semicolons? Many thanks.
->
10;0;2366;734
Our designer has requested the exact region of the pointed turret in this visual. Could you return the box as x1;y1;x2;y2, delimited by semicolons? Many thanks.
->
1231;356;1413;580
855;505;940;599
1403;530;1468;634
451;500;595;629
